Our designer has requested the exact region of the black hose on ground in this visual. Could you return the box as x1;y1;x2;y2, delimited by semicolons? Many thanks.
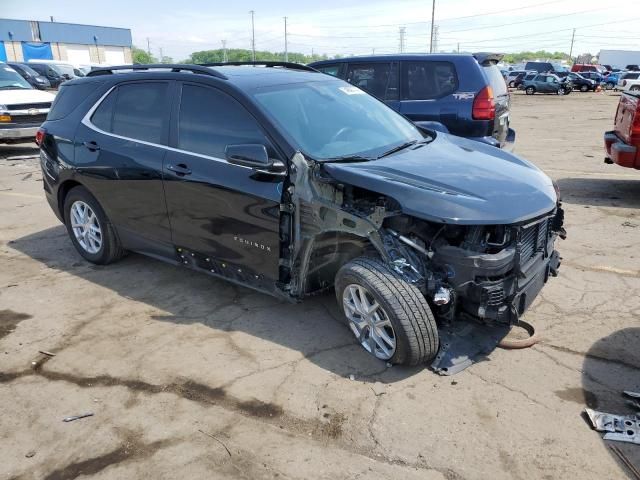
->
497;320;539;349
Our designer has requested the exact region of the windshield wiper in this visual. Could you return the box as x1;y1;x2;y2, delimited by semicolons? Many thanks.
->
323;154;373;163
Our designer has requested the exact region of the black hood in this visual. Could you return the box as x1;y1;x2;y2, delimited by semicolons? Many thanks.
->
323;133;557;225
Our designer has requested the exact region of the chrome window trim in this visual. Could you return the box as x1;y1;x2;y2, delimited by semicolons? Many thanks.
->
80;84;253;170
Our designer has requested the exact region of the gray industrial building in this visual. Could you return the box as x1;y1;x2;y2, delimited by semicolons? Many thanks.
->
0;18;132;65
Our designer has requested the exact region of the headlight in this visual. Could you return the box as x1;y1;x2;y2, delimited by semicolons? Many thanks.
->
0;104;7;113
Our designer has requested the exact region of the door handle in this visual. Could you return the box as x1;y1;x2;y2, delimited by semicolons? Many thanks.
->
166;163;192;176
83;141;100;152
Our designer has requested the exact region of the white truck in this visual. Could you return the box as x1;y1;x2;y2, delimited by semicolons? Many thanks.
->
617;73;640;92
0;63;55;144
599;49;640;70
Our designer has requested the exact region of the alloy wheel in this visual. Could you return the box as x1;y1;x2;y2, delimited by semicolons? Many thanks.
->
342;284;396;360
70;200;102;254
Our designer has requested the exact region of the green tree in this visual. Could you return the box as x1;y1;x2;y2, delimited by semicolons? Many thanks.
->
132;46;157;64
188;48;328;65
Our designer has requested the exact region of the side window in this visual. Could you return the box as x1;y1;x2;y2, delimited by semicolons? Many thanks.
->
546;76;555;83
317;64;341;77
90;83;169;144
345;62;399;101
178;84;273;159
401;61;457;101
534;75;543;82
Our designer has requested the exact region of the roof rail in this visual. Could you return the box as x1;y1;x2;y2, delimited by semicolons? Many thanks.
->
86;64;228;80
200;61;318;73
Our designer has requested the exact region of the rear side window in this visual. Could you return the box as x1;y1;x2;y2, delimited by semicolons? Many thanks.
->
91;82;169;144
401;61;457;100
316;64;341;77
48;82;102;121
178;84;273;159
483;65;508;96
346;62;399;101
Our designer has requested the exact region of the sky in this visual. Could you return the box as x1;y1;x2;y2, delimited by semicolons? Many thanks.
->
2;0;639;60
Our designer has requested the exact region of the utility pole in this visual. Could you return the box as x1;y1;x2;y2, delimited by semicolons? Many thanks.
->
250;10;256;61
432;25;439;53
399;26;406;53
221;40;227;62
284;16;288;62
457;42;460;53
429;0;436;53
569;28;576;62
146;37;151;56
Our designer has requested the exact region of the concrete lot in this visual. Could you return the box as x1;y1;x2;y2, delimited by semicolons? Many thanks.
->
1;90;639;480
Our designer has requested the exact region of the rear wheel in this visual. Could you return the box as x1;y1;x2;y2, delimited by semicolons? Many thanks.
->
525;86;535;95
335;257;439;366
63;186;125;264
606;82;615;90
631;85;640;92
580;84;589;92
508;80;515;88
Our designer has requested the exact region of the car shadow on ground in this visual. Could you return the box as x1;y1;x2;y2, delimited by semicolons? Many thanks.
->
581;327;640;478
10;225;426;383
556;177;640;210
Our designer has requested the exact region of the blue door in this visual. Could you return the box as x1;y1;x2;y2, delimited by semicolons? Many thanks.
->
0;42;6;62
21;42;53;61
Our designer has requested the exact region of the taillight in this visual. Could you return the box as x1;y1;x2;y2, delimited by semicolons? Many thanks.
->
35;127;46;146
472;86;495;120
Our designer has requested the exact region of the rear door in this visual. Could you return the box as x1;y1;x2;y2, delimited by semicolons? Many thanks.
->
397;60;458;130
74;81;173;254
162;82;283;283
344;62;400;110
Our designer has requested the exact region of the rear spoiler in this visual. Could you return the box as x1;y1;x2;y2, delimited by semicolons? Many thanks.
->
473;53;504;66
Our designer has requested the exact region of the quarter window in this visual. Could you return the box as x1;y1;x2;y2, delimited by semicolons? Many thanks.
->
90;82;169;144
345;62;399;101
178;84;273;159
316;64;341;77
401;61;457;100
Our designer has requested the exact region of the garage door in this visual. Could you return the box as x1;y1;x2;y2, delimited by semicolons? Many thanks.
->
103;46;125;65
66;45;91;64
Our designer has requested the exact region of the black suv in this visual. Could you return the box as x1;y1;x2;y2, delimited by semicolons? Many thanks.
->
310;54;515;151
38;63;564;371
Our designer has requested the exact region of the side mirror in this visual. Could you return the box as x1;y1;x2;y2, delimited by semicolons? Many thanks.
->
225;144;273;169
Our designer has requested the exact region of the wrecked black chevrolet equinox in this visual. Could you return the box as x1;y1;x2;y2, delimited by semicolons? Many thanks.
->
38;62;565;370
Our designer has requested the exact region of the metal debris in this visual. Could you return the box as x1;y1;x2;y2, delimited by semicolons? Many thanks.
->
62;413;94;422
625;391;640;399
198;429;232;457
609;444;640;480
25;451;36;458
38;350;56;357
585;408;640;445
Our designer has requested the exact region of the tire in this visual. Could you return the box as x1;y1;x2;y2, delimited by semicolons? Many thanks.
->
63;186;125;265
335;257;439;366
606;82;615;90
557;88;565;95
580;84;589;92
525;86;535;95
631;86;640;92
508;80;515;88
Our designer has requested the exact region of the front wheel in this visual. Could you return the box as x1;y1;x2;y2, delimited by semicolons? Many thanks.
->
508;80;515;88
525;86;535;95
335;257;439;365
580;84;589;92
606;82;615;90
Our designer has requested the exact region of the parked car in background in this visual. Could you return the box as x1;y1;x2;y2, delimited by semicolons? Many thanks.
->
556;72;597;92
617;72;640;91
27;62;67;89
603;71;622;90
571;64;606;74
0;63;55;144
579;71;605;85
516;72;538;89
604;89;640;169
524;61;556;73
505;70;529;87
310;53;515;150
6;62;50;90
625;64;640;71
618;77;640;93
37;63;564;367
522;73;572;95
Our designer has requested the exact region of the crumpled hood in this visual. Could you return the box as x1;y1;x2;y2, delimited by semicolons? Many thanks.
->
323;133;557;225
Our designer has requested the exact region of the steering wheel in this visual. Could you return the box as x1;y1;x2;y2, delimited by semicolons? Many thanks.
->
329;127;354;143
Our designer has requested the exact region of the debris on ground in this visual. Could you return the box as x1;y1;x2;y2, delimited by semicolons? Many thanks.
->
25;451;35;458
38;350;56;357
585;408;640;445
198;429;232;457
62;413;94;422
609;444;640;480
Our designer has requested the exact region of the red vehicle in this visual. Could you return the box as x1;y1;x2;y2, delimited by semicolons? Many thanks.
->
572;64;606;74
604;91;640;169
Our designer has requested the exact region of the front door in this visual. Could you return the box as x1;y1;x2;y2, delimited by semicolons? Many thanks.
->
74;81;173;255
163;83;283;283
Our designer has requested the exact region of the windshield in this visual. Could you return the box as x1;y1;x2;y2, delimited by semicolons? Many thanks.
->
54;64;76;77
0;65;32;90
252;81;423;160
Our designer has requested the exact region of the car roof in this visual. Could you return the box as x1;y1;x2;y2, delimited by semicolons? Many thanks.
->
73;64;337;91
311;53;480;65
